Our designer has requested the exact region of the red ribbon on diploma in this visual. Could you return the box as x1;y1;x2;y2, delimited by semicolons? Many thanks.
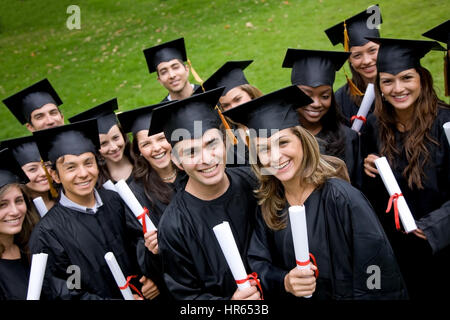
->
137;207;149;234
386;193;403;231
119;275;143;299
235;272;264;300
350;115;367;124
296;253;319;278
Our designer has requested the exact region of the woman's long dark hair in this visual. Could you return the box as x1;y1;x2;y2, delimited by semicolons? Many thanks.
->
374;65;449;189
130;135;176;206
348;63;367;106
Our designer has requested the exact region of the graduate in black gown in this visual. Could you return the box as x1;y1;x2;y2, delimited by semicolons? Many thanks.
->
148;88;261;300
2;78;65;132
422;20;450;98
325;5;382;127
361;37;450;300
224;85;408;300
193;60;264;167
0;148;40;300
143;38;201;102
282;48;363;188
69;98;134;186
29;120;145;300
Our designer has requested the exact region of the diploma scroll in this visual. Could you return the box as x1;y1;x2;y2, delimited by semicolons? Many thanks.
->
213;221;251;290
33;197;48;217
102;180;117;192
26;253;48;300
114;179;156;232
351;83;375;133
444;122;450;147
374;157;417;233
104;252;135;300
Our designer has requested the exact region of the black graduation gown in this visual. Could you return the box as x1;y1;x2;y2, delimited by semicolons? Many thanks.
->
247;178;408;300
361;106;450;300
158;167;258;300
316;125;363;188
0;253;30;300
335;83;374;127
160;84;201;102
29;189;143;300
127;171;188;300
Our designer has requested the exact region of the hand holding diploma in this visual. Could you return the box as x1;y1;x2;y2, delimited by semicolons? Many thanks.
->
33;197;48;217
374;157;418;233
351;83;375;133
26;253;48;300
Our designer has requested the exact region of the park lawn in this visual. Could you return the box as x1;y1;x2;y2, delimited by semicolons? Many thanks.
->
0;0;448;140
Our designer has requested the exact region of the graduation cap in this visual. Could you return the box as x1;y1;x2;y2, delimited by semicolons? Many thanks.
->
325;5;382;51
282;49;350;87
117;101;171;136
0;148;29;188
366;37;445;76
33;119;100;164
2;79;63;125
143;38;187;74
68;98;118;134
222;85;313;137
193;60;253;95
149;87;225;146
0;135;41;167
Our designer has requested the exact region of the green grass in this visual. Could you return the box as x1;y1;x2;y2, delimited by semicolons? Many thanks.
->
0;0;448;140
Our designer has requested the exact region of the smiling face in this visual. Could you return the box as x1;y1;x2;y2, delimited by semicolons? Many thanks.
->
136;130;173;172
219;86;253;111
157;59;190;94
22;161;50;193
349;41;379;82
172;128;226;187
379;68;421;111
53;152;98;204
99;125;126;163
297;85;332;127
255;128;303;183
0;185;27;237
26;103;64;132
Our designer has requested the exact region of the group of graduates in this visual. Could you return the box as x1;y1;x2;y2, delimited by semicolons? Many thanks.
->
0;5;449;301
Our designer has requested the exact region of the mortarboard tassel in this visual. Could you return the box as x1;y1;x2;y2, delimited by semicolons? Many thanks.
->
215;106;238;145
344;69;364;96
343;20;350;52
444;51;449;96
187;59;205;92
41;160;58;199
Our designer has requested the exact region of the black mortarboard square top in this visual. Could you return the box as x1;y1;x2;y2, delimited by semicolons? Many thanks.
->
0;148;29;188
2;78;62;125
325;5;382;48
143;38;187;74
0;135;42;167
68;98;118;134
32;119;100;164
366;37;445;75
222;85;313;137
193;60;253;95
282;49;350;87
116;101;171;136
422;20;450;49
149;87;225;146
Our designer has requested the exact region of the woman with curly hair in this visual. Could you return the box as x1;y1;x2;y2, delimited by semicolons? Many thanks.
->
362;37;450;300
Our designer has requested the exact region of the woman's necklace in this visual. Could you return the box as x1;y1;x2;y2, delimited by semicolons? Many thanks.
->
161;170;177;181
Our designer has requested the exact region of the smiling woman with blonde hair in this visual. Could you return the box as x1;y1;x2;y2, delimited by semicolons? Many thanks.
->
224;85;407;300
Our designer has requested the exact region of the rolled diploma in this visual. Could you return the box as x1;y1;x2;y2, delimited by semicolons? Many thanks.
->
213;221;250;290
374;157;417;233
444;122;450;147
104;252;134;300
26;253;48;300
289;205;312;298
33;197;48;217
102;180;117;192
114;179;156;232
351;83;375;133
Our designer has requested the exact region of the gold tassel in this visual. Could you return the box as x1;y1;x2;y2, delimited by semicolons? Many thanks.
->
344;69;364;96
187;59;205;91
41;160;58;199
343;20;350;52
444;51;449;97
215;106;238;145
